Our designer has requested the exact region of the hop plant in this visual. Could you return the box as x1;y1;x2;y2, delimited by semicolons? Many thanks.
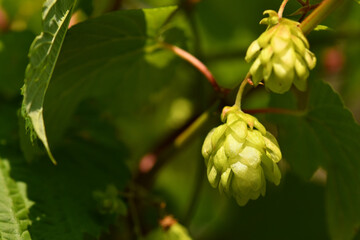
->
202;106;282;206
245;10;316;93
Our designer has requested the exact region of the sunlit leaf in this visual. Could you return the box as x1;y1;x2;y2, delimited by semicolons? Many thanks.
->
42;6;183;149
21;0;77;163
0;159;32;240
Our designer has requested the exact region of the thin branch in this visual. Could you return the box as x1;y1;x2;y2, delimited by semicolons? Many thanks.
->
161;42;227;93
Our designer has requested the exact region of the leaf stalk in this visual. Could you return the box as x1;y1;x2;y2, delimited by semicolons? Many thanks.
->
161;42;227;93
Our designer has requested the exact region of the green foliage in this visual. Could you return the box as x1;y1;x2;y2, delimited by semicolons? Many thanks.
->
21;0;77;163
1;140;130;240
269;79;360;240
0;0;360;239
0;93;131;240
42;6;183;149
189;173;329;240
0;159;32;240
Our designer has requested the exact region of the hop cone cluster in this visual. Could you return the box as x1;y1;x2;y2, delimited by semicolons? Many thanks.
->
245;10;316;93
202;106;281;206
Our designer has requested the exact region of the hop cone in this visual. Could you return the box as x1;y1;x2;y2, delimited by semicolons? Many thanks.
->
202;106;282;206
245;10;316;93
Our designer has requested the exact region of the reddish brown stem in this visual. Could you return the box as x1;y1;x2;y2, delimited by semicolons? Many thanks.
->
161;42;227;93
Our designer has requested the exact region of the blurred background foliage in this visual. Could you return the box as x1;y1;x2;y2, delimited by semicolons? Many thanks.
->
0;0;360;239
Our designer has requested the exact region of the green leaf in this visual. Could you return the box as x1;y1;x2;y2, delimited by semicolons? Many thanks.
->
1;95;131;239
0;159;32;240
42;6;182;148
4;139;130;240
269;80;360;240
21;0;77;163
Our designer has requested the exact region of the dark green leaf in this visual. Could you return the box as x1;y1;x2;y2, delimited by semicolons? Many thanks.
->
21;0;77;163
269;80;360;240
1;94;131;239
4;139;130;240
76;0;93;16
43;6;183;148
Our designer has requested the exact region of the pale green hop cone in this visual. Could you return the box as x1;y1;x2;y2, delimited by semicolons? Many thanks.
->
202;106;282;206
245;10;316;94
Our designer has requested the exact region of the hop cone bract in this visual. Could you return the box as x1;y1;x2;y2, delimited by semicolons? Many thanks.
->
202;106;282;206
245;10;316;93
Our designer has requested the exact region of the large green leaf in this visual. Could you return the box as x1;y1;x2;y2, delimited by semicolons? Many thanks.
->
42;6;184;150
21;0;77;163
269;80;360;240
1;91;131;239
0;159;32;240
3;139;130;240
189;174;328;240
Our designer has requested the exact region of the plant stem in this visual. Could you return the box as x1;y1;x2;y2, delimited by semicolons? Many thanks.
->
300;0;347;35
161;42;226;93
278;0;289;18
174;111;210;147
234;73;250;109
